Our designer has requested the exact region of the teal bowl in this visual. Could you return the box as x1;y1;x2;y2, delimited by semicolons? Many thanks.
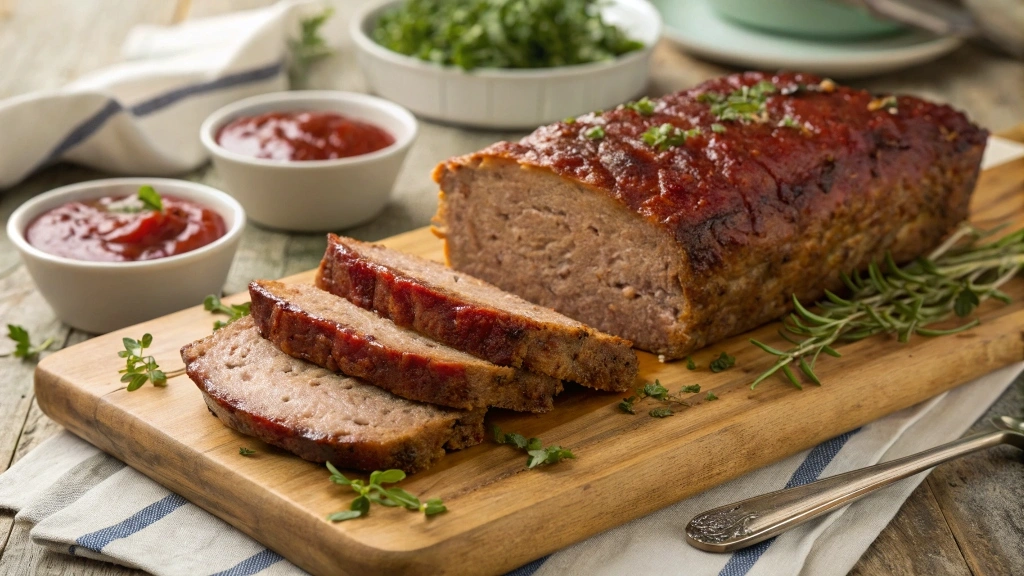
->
712;0;905;40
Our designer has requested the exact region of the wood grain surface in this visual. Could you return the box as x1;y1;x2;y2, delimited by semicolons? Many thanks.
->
30;157;1024;576
2;1;1024;574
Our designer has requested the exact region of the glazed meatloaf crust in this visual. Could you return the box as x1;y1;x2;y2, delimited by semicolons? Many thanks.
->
433;71;988;358
316;234;638;392
181;317;486;473
249;280;563;412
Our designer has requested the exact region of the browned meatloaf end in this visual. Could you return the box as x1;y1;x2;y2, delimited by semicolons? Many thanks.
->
180;317;486;474
315;234;638;392
248;280;562;412
432;71;988;358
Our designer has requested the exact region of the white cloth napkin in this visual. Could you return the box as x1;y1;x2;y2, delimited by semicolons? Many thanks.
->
0;0;319;189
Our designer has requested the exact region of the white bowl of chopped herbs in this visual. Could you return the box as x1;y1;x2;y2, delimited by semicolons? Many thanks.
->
351;0;661;129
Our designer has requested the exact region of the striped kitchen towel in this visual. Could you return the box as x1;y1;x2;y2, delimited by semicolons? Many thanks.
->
0;363;1020;576
0;0;321;189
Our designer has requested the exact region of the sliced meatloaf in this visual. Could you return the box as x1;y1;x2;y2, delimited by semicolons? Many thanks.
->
433;71;988;358
249;280;562;412
315;234;638;392
181;317;486;474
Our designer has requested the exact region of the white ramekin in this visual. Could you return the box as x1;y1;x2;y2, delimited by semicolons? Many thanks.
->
7;178;245;334
351;0;663;129
200;91;418;232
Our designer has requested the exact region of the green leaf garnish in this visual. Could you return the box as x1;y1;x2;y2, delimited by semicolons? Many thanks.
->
711;123;727;134
137;185;163;212
325;462;445;522
649;407;674;418
642;380;669;400
642;123;700;151
204;295;251;331
117;333;183;391
4;324;54;360
709;352;736;373
705;392;719;401
289;7;334;87
239;447;256;456
494;425;575;469
685;356;696;370
585;126;605;140
699;80;777;124
750;224;1024;389
372;0;643;71
680;384;701;394
624;97;655;116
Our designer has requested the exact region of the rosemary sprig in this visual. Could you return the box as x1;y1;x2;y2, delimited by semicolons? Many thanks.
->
751;224;1024;389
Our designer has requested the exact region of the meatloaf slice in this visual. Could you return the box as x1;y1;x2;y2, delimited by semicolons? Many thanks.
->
249;280;562;412
315;234;638;392
433;71;988;358
181;317;485;474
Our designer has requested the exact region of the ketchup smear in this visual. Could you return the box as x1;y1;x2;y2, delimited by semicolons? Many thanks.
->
215;111;395;161
26;194;227;262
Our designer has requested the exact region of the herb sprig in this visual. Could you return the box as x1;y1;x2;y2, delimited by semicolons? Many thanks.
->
118;333;184;391
239;447;256;456
493;426;575;468
326;463;446;522
289;7;334;87
619;380;703;416
642;124;700;151
698;80;776;124
4;325;55;360
203;295;251;331
751;224;1024;389
109;185;164;214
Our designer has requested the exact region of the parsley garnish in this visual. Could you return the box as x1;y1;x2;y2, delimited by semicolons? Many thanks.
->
649;407;674;418
289;8;334;87
685;356;697;370
680;384;701;394
619;379;702;416
711;123;727;134
778;115;800;129
239;447;256;456
137;185;163;212
118;333;183;391
108;185;165;214
372;0;643;70
709;352;736;373
586;126;606;140
4;324;54;360
326;462;446;522
624;97;655;116
203;295;251;331
563;117;576;124
493;426;576;468
699;80;776;123
642;124;700;151
705;392;719;401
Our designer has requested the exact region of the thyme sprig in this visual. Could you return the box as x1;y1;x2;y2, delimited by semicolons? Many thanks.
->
326;463;446;521
619;380;702;416
118;333;185;391
751;224;1024;389
203;295;251;331
492;426;575;468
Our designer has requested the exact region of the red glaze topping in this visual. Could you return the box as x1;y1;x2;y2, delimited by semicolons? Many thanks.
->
445;72;987;270
26;194;226;262
215;111;395;161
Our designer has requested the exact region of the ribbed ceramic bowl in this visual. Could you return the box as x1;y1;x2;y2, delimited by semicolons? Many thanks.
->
7;178;245;334
351;0;662;129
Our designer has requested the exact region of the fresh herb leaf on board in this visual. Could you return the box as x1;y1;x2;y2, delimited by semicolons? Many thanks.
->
751;224;1024;389
709;352;736;373
239;447;256;456
118;333;184;391
325;462;446;521
493;426;576;469
203;295;251;331
3;324;55;360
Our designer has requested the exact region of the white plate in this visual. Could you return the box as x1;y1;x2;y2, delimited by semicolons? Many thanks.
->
652;0;962;78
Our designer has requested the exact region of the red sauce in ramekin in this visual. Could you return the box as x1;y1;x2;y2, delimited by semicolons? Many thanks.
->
26;195;227;262
215;111;395;161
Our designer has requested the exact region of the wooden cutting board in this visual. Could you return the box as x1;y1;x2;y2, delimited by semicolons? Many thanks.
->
35;157;1024;576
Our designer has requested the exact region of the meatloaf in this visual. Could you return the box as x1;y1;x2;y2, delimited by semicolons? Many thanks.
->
433;71;987;358
249;280;563;412
181;317;486;473
316;234;638;391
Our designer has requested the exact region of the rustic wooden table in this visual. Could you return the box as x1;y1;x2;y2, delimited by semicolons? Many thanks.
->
0;1;1022;574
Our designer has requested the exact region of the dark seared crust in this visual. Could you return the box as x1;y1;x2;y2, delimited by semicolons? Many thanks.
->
433;71;988;357
249;280;562;412
316;234;638;391
180;318;486;474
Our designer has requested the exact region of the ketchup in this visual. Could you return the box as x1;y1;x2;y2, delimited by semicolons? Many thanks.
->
26;194;227;262
215;111;395;161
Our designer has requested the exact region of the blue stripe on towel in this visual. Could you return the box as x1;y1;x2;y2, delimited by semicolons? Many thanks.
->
504;555;549;576
718;429;859;576
209;548;285;576
34;60;284;171
75;493;188;552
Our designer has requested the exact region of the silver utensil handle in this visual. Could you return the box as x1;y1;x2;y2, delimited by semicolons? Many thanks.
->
685;429;1009;553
